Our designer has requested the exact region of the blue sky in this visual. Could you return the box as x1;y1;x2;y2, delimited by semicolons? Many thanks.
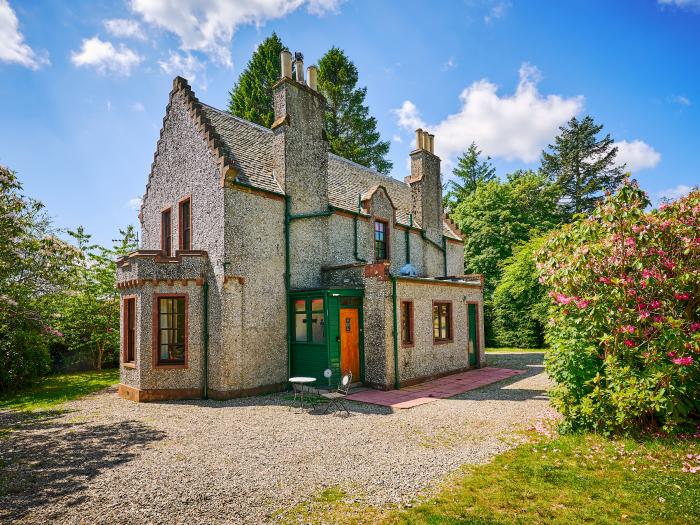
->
1;0;698;246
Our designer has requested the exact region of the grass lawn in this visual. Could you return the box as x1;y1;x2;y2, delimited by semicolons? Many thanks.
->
282;433;700;525
0;369;120;412
486;347;546;353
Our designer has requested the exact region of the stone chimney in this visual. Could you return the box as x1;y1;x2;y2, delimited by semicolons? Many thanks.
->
405;128;442;244
272;49;329;287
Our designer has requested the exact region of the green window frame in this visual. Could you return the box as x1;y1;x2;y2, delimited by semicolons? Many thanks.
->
293;298;325;344
374;220;388;261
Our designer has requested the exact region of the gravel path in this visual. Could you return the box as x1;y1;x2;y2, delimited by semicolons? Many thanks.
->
0;352;552;525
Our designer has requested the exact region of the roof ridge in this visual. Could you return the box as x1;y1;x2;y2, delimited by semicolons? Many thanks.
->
328;153;409;189
200;103;273;135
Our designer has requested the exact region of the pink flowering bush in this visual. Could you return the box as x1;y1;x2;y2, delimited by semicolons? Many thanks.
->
537;182;699;434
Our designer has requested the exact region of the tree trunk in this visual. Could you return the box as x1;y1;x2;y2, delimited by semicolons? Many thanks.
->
96;345;103;370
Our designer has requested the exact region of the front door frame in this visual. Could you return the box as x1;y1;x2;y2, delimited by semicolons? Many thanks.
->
466;302;480;368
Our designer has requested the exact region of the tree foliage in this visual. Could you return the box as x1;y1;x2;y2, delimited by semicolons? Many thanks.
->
443;143;496;212
492;236;549;348
318;47;392;173
228;33;285;128
541;115;626;221
452;170;560;295
0;166;79;390
537;182;700;434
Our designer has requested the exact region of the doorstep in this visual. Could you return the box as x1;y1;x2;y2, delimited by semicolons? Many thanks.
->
345;367;525;409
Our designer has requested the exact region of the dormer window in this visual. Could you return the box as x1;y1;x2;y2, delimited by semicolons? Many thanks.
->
374;220;388;261
161;208;172;256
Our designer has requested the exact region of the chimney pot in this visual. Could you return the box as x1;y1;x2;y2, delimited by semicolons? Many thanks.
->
307;65;318;91
294;52;305;83
280;50;292;79
415;128;423;150
428;134;435;154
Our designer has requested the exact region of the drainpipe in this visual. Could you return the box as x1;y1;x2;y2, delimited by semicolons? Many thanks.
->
405;213;412;264
354;194;367;263
284;196;291;379
391;275;400;390
202;281;209;399
442;236;447;278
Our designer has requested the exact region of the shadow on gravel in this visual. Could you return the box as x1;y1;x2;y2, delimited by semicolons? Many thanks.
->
0;409;165;522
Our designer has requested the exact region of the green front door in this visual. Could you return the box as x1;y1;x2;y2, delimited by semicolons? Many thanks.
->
468;303;478;367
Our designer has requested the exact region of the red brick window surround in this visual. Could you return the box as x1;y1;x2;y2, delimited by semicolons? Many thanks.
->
400;300;414;347
154;295;188;367
161;207;172;256
374;219;389;261
433;301;453;343
123;297;136;364
178;197;191;250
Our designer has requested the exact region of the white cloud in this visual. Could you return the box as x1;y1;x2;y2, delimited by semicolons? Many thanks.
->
127;197;143;210
392;134;402;143
671;95;691;106
131;101;145;112
615;140;661;172
484;1;511;23
658;184;692;201
0;0;49;69
159;51;206;88
71;37;142;75
658;0;700;9
130;0;343;67
442;57;457;71
104;18;146;40
394;63;584;164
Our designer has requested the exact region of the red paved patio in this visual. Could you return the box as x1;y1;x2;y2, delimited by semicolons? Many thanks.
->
346;367;525;409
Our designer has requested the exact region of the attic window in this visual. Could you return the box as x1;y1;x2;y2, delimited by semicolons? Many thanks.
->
374;220;388;261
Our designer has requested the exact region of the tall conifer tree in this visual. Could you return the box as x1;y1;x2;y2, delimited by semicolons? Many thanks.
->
318;47;392;173
540;115;625;220
228;33;285;128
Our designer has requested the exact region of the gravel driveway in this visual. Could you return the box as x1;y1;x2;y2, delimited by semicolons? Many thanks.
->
0;352;552;525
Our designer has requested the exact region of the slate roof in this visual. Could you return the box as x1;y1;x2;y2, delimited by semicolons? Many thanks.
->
195;96;461;240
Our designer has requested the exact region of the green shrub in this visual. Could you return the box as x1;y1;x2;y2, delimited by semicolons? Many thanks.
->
0;317;51;391
492;236;548;348
537;182;700;434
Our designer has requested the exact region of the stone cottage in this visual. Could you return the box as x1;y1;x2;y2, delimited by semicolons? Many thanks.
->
116;50;485;402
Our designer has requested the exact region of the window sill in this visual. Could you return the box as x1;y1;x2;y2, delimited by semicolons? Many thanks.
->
433;339;453;346
154;364;188;370
122;362;136;369
401;342;415;349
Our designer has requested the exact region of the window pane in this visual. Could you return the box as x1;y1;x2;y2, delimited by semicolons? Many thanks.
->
433;305;440;338
311;312;325;343
294;312;307;342
158;297;186;364
311;298;323;312
294;299;305;313
340;297;361;307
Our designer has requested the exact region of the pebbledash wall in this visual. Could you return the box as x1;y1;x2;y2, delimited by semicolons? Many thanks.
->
116;49;484;401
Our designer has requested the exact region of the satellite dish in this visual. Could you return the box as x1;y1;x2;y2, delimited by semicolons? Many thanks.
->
323;368;332;379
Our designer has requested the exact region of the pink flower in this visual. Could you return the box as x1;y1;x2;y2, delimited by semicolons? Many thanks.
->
668;351;677;358
639;311;650;320
624;340;636;348
599;277;611;284
653;315;664;323
628;289;637;296
625;237;636;247
663;260;676;270
671;356;694;366
690;323;700;332
675;293;690;300
620;325;636;334
650;300;662;309
575;299;590;309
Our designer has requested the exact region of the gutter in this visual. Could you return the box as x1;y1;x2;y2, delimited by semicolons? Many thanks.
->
405;213;412;264
284;196;292;379
391;275;400;390
202;280;209;399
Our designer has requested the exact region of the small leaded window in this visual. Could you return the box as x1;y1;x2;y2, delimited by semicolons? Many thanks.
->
400;301;413;346
433;302;452;343
294;299;307;342
161;208;172;256
157;297;186;365
293;298;325;344
179;198;191;250
124;298;136;363
374;220;388;260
